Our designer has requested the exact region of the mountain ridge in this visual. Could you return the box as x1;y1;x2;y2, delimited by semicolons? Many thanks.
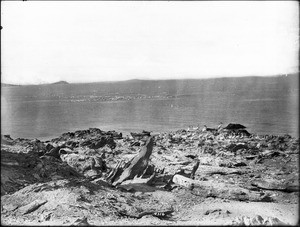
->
2;73;298;86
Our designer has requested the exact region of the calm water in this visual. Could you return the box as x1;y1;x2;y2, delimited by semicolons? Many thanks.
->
1;76;299;140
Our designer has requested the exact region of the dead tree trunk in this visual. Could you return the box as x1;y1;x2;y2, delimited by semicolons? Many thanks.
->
111;136;154;186
105;160;125;184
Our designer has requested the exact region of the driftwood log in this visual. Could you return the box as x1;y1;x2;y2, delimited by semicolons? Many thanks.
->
109;136;154;186
172;174;274;202
251;179;299;193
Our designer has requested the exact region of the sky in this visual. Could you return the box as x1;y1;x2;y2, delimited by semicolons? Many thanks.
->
1;1;299;85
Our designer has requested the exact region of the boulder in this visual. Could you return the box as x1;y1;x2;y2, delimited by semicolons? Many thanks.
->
60;153;106;175
224;123;247;130
230;215;286;226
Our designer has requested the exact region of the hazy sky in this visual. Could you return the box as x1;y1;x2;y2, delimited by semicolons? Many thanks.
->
1;1;299;84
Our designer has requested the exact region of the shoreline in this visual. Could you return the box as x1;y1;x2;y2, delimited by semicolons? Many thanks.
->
2;124;299;142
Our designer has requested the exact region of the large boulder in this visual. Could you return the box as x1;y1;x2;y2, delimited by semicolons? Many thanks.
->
224;123;246;130
60;153;106;176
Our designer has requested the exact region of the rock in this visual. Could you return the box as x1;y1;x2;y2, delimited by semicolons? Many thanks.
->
245;155;257;160
185;154;197;159
237;129;251;137
71;217;91;226
218;160;234;168
94;156;107;171
227;143;248;153
45;143;54;152
131;141;141;146
61;153;106;176
2;203;19;212
59;147;74;155
224;123;247;130
91;178;111;187
3;134;13;140
131;131;151;139
106;131;123;139
233;161;247;167
88;137;107;149
202;125;218;133
204;209;231;216
1;135;14;145
66;141;78;148
83;136;116;150
45;146;64;159
231;215;286;226
80;140;92;147
84;169;100;179
40;212;52;221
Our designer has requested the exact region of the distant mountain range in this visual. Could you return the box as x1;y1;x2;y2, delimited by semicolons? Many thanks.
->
1;81;70;86
1;83;21;87
1;73;298;87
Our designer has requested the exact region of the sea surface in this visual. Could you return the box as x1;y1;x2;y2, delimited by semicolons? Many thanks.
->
1;75;299;140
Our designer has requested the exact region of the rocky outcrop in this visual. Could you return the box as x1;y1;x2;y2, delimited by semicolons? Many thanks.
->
1;124;299;225
230;215;286;226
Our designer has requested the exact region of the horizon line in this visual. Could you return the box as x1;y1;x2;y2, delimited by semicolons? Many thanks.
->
2;72;299;86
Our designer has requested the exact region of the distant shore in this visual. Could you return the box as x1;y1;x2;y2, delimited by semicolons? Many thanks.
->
2;74;299;140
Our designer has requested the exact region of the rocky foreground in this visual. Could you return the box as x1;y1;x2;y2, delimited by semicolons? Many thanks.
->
1;124;299;225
